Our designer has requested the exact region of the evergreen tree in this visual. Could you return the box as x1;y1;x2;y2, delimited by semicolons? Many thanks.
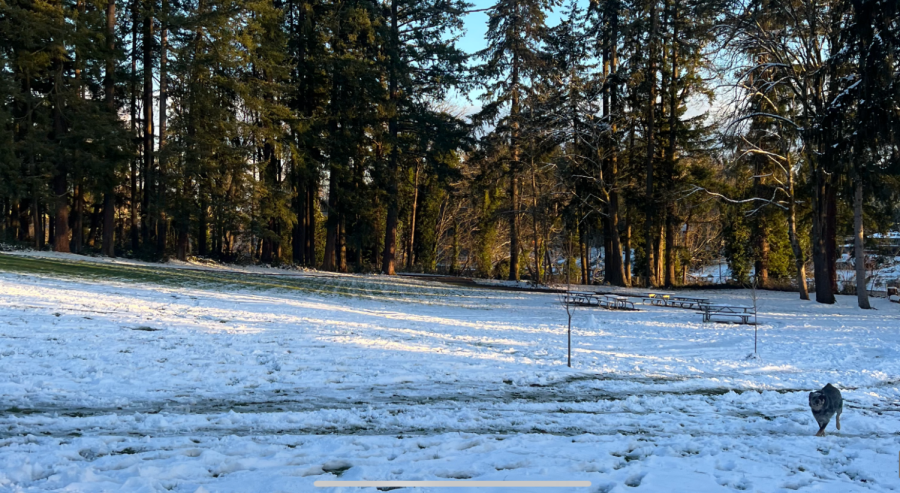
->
474;0;557;281
0;0;896;299
380;0;469;274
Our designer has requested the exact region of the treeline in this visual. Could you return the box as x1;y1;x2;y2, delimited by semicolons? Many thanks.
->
1;0;898;306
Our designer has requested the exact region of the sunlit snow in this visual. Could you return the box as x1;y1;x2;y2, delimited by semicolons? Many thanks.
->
0;252;898;492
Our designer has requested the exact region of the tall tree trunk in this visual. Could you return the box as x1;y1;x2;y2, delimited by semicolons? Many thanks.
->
656;220;664;282
531;164;541;285
338;215;347;272
624;208;632;284
70;0;84;252
176;227;188;260
307;176;317;266
130;0;139;251
142;0;154;249
509;175;519;281
578;224;590;284
603;0;627;286
102;192;116;256
826;183;837;295
508;46;520;282
323;30;342;272
786;164;808;300
813;167;835;303
664;205;676;287
381;0;400;275
323;165;338;271
643;0;659;287
662;0;678;288
753;172;769;288
157;0;168;255
102;0;117;257
198;198;208;256
293;161;306;265
31;201;38;247
850;1;875;308
52;176;69;252
12;202;22;242
48;208;54;246
87;201;100;247
52;63;70;253
853;178;871;308
406;161;420;270
72;182;83;253
756;231;769;287
451;218;460;275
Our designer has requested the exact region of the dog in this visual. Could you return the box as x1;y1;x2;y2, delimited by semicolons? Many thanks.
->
809;383;843;436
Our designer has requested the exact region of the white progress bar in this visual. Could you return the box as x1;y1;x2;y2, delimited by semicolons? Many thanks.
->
314;481;591;487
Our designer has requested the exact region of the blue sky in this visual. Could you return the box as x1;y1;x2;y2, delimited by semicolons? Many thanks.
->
449;1;571;115
456;0;571;56
451;1;713;120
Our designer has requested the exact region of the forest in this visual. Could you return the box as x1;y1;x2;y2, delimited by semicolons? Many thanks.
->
0;0;898;306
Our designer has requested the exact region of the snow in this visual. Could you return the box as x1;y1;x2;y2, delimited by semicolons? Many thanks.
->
0;249;334;278
1;251;899;492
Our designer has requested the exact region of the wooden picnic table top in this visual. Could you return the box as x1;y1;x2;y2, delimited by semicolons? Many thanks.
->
569;291;597;296
644;291;675;299
704;304;754;310
670;296;710;301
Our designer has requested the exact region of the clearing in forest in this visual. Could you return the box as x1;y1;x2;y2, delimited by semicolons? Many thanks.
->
0;252;898;492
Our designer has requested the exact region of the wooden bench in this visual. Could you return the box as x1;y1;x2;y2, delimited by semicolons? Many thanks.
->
700;304;755;324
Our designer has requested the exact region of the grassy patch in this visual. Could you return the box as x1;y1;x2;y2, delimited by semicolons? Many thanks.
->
0;254;479;304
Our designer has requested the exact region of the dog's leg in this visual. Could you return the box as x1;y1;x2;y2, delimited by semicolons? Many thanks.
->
816;424;827;437
836;413;840;431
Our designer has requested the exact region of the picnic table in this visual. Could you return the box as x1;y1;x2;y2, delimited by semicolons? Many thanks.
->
567;291;600;306
598;294;635;310
700;304;756;324
665;296;710;310
642;292;709;309
565;291;635;310
642;292;676;306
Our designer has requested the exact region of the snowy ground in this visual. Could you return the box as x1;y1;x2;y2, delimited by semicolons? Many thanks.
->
1;252;899;492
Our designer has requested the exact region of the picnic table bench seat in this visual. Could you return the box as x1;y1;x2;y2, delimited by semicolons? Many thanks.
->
597;294;635;310
641;293;710;309
564;292;636;310
700;304;755;324
567;291;600;306
666;297;710;309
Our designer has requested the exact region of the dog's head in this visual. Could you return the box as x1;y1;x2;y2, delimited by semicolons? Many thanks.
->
809;391;825;411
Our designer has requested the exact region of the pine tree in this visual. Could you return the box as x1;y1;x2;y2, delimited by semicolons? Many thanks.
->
475;0;557;281
380;0;469;274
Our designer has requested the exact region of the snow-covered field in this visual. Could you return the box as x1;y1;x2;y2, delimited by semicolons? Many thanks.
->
1;252;899;492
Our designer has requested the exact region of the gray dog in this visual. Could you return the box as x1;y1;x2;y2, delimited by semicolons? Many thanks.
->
808;383;843;436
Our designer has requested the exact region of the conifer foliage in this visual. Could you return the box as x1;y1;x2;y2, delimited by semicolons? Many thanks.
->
0;0;898;303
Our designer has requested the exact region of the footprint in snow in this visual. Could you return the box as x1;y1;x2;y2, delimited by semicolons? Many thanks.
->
322;460;352;477
624;472;646;487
